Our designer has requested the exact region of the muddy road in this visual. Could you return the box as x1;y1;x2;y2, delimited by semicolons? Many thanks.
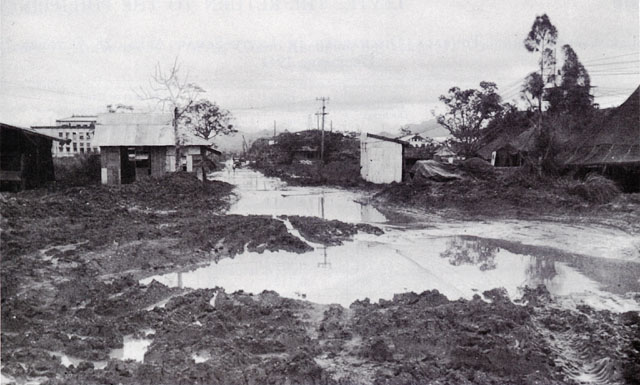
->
1;169;639;384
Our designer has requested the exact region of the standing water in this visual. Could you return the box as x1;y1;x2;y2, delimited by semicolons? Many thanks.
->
142;168;640;312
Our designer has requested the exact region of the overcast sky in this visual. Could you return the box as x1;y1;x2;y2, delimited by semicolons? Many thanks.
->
1;0;638;132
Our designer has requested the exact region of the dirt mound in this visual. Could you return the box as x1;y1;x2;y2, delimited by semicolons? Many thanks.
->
459;157;495;177
283;215;383;246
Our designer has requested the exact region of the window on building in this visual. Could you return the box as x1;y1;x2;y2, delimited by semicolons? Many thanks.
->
79;134;84;140
65;132;70;138
73;143;77;152
59;132;63;138
72;132;77;140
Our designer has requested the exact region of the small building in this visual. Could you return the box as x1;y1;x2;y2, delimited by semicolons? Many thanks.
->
398;133;433;148
1;122;70;191
433;145;463;164
477;126;535;167
92;113;220;185
32;115;98;157
360;133;407;184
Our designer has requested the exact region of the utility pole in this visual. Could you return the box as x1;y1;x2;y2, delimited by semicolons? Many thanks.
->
273;120;276;138
316;97;329;162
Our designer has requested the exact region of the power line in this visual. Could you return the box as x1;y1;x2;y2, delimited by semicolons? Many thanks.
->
582;52;640;64
586;59;640;67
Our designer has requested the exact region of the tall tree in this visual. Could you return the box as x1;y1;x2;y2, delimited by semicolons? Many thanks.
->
137;57;205;170
435;81;503;157
558;44;593;115
181;100;237;141
523;14;558;113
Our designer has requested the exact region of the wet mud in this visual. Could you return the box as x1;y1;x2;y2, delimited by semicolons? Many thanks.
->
2;171;639;384
3;283;637;385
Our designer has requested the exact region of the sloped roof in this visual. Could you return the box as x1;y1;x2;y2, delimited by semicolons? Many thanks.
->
566;86;640;165
477;125;535;160
365;133;408;146
93;113;175;146
1;122;71;143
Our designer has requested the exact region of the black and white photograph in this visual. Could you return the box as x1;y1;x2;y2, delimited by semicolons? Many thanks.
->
1;1;639;384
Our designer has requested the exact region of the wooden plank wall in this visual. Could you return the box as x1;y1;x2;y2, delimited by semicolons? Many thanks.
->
100;146;121;184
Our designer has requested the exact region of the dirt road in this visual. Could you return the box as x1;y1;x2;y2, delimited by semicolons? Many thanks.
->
1;170;638;384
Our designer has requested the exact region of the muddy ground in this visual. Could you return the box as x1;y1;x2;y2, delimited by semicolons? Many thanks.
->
1;172;639;384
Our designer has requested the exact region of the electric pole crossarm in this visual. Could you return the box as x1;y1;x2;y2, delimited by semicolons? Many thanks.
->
316;97;329;162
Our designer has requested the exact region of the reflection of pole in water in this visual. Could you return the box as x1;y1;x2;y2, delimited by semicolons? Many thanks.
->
177;271;183;289
317;246;331;268
320;195;325;219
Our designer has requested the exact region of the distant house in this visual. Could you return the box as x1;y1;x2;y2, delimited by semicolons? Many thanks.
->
360;133;407;184
1;123;70;191
565;86;640;192
477;126;536;167
32;115;99;157
433;144;463;164
398;133;432;148
91;113;221;185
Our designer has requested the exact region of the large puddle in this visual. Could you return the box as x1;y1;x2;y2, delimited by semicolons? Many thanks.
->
143;169;640;312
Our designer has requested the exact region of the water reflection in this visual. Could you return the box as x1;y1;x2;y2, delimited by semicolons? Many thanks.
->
210;169;387;223
440;236;498;271
524;256;558;287
174;168;640;312
141;231;640;311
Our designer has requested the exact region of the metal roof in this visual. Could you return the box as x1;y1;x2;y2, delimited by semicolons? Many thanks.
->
56;115;98;123
93;113;215;148
93;113;175;146
1;122;71;143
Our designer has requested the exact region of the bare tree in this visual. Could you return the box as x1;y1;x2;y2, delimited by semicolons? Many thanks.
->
137;57;205;171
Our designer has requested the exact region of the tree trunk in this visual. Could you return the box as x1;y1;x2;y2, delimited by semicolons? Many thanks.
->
174;107;181;172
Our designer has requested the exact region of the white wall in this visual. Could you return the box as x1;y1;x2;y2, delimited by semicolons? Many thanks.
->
360;133;403;184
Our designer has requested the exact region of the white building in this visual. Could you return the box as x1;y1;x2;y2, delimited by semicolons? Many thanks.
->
398;133;433;148
360;133;406;184
32;115;99;157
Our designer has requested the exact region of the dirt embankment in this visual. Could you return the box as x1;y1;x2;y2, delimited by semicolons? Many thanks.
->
283;215;383;246
374;167;640;233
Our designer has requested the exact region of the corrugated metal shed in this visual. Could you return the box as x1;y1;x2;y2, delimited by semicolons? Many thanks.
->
93;113;175;147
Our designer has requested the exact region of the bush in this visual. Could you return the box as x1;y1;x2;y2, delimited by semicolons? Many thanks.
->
565;173;620;204
54;154;101;187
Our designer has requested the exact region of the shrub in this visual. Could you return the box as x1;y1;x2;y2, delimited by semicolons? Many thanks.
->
566;173;620;204
54;154;101;187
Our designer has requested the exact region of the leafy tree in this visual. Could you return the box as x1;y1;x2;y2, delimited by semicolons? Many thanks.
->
521;72;545;112
555;44;593;115
435;81;503;157
181;100;236;141
523;14;558;113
